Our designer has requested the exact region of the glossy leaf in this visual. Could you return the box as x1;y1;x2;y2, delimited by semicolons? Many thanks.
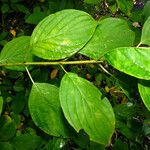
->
0;36;33;71
29;83;69;137
141;16;150;46
80;18;135;59
0;97;3;115
105;47;150;80
138;80;150;111
59;73;115;145
30;9;97;60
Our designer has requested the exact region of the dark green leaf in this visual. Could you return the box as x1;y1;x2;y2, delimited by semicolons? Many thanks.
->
0;115;16;141
25;12;47;25
84;0;102;5
43;137;67;150
59;73;115;145
30;9;97;60
1;4;9;13
0;97;3;115
11;133;42;150
113;139;129;150
0;142;13;150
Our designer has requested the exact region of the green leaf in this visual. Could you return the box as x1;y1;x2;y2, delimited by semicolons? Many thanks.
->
0;36;33;71
11;133;42;150
105;47;150;80
59;73;115;145
0;142;13;150
25;12;47;25
142;1;150;21
30;9;97;60
112;139;129;150
138;80;150;111
141;16;150;46
0;115;16;141
14;4;29;14
0;97;3;115
29;83;70;137
26;12;47;25
84;0;102;5
80;18;135;59
43;137;67;150
116;0;133;16
1;4;9;14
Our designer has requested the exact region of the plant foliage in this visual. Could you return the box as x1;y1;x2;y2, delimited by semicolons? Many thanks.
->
1;0;150;149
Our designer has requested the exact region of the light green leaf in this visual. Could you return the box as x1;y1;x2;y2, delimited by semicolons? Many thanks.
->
30;9;97;60
105;47;150;80
59;73;115;145
80;18;135;59
138;80;150;111
141;16;150;46
29;83;70;137
0;36;33;71
0;97;3;115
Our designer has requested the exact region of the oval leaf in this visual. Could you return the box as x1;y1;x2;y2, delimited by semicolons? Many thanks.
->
29;83;70;137
0;36;33;71
141;16;150;46
59;73;115;145
30;9;97;60
138;80;150;111
80;18;135;59
105;47;150;80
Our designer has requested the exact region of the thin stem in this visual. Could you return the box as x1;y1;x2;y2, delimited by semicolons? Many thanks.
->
25;67;34;84
0;60;103;67
99;64;113;76
60;64;67;74
136;42;142;47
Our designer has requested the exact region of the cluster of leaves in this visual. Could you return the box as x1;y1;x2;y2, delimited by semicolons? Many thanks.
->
1;0;150;149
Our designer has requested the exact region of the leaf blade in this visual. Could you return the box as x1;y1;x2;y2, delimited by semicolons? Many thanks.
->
105;47;150;80
59;73;115;145
80;17;135;59
30;9;97;60
29;83;70;137
141;16;150;45
138;80;150;111
0;36;33;71
0;97;3;115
